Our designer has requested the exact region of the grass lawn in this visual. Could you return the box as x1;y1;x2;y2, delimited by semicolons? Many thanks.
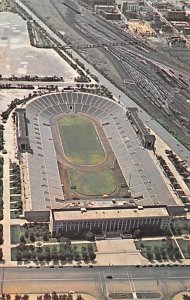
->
177;239;190;259
10;195;21;202
172;218;190;235
10;210;20;219
10;225;23;244
11;242;97;261
58;115;105;165
10;224;57;244
135;239;180;260
69;169;116;196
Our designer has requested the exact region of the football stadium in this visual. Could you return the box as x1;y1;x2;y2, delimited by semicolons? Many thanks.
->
14;90;183;235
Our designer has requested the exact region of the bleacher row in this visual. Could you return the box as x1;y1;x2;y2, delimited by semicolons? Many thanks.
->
25;92;125;212
24;91;175;213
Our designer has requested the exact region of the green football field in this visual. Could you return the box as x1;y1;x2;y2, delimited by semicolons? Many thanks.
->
58;115;105;165
69;169;117;196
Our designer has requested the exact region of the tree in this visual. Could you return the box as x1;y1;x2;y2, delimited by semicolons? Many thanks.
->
44;294;51;300
60;237;70;245
147;251;153;261
15;250;22;261
37;252;44;262
87;244;94;253
0;248;3;261
51;292;58;300
19;234;26;244
30;233;35;242
89;252;96;261
85;232;94;241
133;229;141;239
24;230;29;238
44;246;51;261
42;232;49;241
155;251;161;261
160;250;167;260
51;246;58;260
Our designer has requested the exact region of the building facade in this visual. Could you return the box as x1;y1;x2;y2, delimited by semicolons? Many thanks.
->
50;206;171;235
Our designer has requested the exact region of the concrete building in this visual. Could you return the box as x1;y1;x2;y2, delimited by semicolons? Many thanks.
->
102;11;122;19
183;27;190;35
81;0;115;7
166;10;187;21
14;108;31;152
50;206;172;235
122;0;139;12
95;4;116;12
127;108;155;149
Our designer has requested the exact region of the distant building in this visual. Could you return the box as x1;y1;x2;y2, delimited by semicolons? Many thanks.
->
183;27;190;35
161;24;174;33
95;4;116;13
166;10;187;21
167;36;186;47
171;21;188;31
102;11;122;19
122;0;139;12
81;0;115;7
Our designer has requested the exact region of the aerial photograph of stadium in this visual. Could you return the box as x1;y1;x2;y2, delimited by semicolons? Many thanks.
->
0;0;190;299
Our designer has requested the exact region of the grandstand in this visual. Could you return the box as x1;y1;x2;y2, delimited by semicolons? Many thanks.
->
15;91;178;225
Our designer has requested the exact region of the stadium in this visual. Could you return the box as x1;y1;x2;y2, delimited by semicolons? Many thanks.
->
14;90;180;235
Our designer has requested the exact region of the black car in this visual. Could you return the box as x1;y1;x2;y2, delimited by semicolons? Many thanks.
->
106;275;113;279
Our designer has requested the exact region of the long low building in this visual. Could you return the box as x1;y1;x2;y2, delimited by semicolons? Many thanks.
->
50;206;171;235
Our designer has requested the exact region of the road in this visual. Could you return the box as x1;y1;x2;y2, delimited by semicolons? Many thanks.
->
15;0;190;166
0;266;190;299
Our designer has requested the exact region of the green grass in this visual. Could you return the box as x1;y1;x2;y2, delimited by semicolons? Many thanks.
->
11;242;97;261
10;210;20;219
10;225;23;244
135;239;180;260
69;169;116;196
177;239;190;259
58;115;105;165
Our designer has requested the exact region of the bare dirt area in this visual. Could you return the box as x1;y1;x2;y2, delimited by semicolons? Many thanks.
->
0;12;77;79
0;89;30;114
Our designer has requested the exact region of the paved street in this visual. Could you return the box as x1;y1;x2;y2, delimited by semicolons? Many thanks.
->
0;266;190;299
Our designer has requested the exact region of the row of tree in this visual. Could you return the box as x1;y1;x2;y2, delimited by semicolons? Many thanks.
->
1;293;84;300
37;293;84;300
140;240;182;261
15;242;96;262
0;157;4;220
